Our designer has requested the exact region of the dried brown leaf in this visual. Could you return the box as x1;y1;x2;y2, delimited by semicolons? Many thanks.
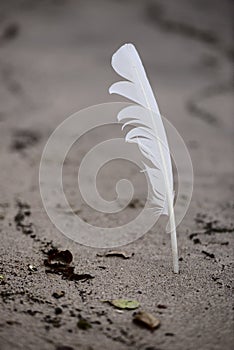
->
47;249;73;265
97;251;134;259
133;311;160;330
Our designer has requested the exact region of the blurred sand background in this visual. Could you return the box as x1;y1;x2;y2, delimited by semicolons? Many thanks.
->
0;1;233;349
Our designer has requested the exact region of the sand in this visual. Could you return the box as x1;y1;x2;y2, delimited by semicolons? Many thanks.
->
0;1;233;349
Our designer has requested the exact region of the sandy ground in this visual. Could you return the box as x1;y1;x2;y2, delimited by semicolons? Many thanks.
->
0;1;233;349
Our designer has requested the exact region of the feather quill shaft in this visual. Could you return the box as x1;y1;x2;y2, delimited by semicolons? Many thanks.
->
109;43;179;273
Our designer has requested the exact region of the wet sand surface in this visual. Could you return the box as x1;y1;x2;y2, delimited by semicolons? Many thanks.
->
0;1;233;349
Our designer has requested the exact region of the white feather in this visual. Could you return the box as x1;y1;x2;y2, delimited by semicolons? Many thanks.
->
109;43;179;273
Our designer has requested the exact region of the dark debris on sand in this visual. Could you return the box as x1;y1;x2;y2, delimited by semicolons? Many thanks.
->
44;249;94;282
